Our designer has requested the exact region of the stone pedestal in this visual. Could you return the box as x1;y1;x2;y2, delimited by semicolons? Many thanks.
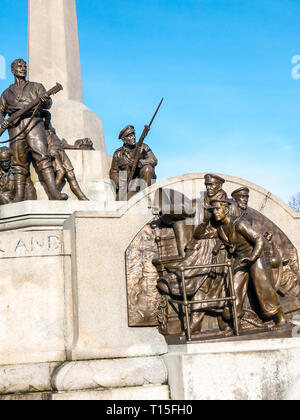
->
28;0;109;164
164;338;300;400
30;150;114;203
0;173;299;399
0;230;68;365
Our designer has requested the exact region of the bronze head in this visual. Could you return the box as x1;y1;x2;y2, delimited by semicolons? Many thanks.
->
0;147;12;172
209;198;231;222
11;58;27;80
119;125;136;147
204;174;225;198
232;187;249;210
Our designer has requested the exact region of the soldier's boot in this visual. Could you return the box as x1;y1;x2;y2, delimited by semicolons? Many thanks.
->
66;171;89;201
25;176;37;201
13;173;27;203
40;167;68;201
55;169;66;189
189;311;205;334
217;315;232;335
275;309;286;327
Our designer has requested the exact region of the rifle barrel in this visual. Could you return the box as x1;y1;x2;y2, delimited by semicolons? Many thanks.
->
149;98;164;128
126;98;164;195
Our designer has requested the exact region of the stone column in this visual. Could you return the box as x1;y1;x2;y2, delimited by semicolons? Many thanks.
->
28;0;113;201
28;0;107;159
28;0;83;102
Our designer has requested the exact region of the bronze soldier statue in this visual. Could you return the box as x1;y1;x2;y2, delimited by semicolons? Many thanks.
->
41;110;89;201
0;147;14;204
209;198;286;328
0;59;68;202
109;125;157;200
156;174;231;335
231;187;250;218
231;187;249;211
0;146;37;204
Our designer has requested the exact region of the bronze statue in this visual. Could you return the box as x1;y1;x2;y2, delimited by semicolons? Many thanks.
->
109;125;157;200
0;146;37;204
126;174;300;342
0;59;68;202
0;147;15;204
209;198;286;328
154;174;231;335
231;186;300;315
41;111;89;201
231;187;249;214
110;99;162;201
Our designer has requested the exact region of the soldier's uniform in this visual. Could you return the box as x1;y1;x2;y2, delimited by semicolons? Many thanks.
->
213;201;282;319
41;110;88;201
109;125;157;199
0;164;14;204
0;81;53;176
0;71;67;202
0;147;36;204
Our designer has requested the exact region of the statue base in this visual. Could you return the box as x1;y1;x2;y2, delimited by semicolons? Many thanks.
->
30;149;114;203
164;337;300;400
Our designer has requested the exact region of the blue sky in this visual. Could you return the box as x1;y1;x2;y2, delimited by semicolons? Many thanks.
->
0;0;299;203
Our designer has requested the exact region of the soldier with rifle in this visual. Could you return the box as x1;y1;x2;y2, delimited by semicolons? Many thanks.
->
109;99;163;201
0;58;68;202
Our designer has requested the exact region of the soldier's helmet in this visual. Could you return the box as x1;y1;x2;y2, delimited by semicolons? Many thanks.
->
231;187;250;198
0;147;12;161
204;173;225;185
118;125;135;140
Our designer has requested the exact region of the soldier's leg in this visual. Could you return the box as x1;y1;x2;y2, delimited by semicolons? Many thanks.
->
57;150;88;200
51;151;66;189
25;175;37;201
250;258;285;325
10;135;29;203
26;121;68;201
65;170;89;201
0;191;14;205
139;164;156;187
189;311;205;334
232;267;250;320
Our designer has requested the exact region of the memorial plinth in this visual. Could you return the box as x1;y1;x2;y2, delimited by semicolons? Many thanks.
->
164;338;300;400
0;174;300;400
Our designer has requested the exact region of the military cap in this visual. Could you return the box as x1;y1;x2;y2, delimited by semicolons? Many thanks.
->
204;173;225;184
207;198;232;209
118;125;135;140
0;147;12;161
231;187;250;197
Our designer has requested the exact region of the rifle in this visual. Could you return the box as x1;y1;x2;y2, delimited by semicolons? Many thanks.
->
0;82;63;137
127;98;163;187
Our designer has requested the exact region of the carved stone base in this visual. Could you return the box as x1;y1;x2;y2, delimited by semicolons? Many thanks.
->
0;358;169;400
164;337;300;400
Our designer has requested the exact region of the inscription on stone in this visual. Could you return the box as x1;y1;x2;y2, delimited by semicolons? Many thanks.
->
0;232;63;258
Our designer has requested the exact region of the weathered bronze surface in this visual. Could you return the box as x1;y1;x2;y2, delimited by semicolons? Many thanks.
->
110;100;162;201
0;146;37;204
0;59;68;202
126;175;300;343
0;59;91;203
41;111;89;201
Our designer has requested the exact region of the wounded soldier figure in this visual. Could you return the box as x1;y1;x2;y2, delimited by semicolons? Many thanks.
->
41;110;89;201
209;198;286;329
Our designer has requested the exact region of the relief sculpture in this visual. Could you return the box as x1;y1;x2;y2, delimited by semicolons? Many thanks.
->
126;175;300;343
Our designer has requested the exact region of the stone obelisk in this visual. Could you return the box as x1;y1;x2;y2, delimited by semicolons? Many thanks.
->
27;0;114;201
28;0;107;160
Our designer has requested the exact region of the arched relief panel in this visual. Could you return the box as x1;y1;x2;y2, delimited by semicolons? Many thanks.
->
124;173;300;328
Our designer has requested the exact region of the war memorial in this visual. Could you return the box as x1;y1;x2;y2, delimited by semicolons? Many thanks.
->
0;0;300;401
